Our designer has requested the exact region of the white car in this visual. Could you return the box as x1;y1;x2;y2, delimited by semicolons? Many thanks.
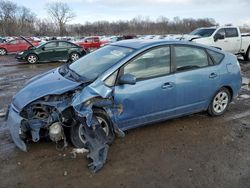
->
182;26;250;60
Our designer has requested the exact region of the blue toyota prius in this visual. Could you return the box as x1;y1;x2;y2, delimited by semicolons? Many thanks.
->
6;40;242;172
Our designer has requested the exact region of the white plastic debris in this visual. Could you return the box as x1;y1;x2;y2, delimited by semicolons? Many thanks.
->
71;148;89;158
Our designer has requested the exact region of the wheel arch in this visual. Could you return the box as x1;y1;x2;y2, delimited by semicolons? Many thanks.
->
222;85;233;102
0;47;7;53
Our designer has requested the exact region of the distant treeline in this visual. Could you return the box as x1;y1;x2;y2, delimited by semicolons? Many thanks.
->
68;17;216;36
0;0;249;37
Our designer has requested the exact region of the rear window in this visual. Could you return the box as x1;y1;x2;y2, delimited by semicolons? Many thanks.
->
207;50;224;65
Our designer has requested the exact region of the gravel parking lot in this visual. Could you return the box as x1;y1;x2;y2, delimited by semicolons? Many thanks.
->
0;55;250;188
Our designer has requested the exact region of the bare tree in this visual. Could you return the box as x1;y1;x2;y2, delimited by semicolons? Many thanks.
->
46;2;75;36
0;0;17;35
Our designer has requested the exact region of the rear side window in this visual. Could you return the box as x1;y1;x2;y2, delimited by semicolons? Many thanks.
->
207;50;224;65
175;46;209;71
225;28;238;38
58;42;75;48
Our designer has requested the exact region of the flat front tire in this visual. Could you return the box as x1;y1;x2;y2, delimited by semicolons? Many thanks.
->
208;88;231;116
70;109;115;148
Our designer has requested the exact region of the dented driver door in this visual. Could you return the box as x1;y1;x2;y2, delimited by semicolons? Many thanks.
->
113;46;177;130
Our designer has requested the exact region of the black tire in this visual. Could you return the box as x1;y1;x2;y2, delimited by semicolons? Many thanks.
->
208;87;231;116
26;54;38;64
70;52;80;62
0;48;7;55
70;109;115;148
244;47;250;61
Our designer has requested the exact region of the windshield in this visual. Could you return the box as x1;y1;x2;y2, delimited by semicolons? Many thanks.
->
69;45;134;80
190;28;216;37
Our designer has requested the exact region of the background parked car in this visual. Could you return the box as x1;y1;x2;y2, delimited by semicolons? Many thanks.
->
76;36;108;51
0;37;39;55
15;40;87;64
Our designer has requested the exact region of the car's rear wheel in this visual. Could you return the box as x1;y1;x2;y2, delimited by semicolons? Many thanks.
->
70;52;80;62
0;48;7;55
70;109;114;148
244;47;250;61
27;54;38;64
208;88;231;116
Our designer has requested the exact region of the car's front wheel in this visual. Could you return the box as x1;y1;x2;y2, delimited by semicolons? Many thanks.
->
27;54;38;64
70;52;80;62
0;48;7;55
70;109;115;148
208;88;231;116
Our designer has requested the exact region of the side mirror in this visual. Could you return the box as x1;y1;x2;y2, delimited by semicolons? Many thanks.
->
41;47;45;51
214;33;225;42
119;74;136;85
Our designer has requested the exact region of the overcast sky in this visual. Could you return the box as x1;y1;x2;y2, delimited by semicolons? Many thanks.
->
9;0;250;26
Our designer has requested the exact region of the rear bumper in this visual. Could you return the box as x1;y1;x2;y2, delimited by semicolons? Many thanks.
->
6;104;27;152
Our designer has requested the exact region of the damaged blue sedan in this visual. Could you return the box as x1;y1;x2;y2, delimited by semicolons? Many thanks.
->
6;40;242;172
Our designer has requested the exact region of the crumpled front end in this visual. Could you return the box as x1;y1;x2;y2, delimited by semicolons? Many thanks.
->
7;104;27;152
6;76;124;172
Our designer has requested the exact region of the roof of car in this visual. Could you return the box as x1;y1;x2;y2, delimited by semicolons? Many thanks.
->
111;39;217;51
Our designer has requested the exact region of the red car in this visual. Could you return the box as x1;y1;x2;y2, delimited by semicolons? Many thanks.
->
76;36;107;51
0;37;39;55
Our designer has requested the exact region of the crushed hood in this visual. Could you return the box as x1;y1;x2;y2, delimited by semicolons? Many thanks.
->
12;68;82;110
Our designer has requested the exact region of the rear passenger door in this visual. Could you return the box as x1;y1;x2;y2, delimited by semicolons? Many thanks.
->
224;28;241;54
173;45;220;115
57;42;71;60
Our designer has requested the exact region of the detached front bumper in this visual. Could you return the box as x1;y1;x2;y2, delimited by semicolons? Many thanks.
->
6;104;27;152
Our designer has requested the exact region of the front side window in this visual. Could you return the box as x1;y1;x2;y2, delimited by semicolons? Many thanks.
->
175;46;209;71
225;28;238;38
124;46;170;80
44;42;57;48
216;29;226;37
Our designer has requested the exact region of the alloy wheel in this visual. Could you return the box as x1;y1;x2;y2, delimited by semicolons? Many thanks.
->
0;49;6;55
27;55;37;64
78;116;109;144
71;53;80;62
212;91;229;114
